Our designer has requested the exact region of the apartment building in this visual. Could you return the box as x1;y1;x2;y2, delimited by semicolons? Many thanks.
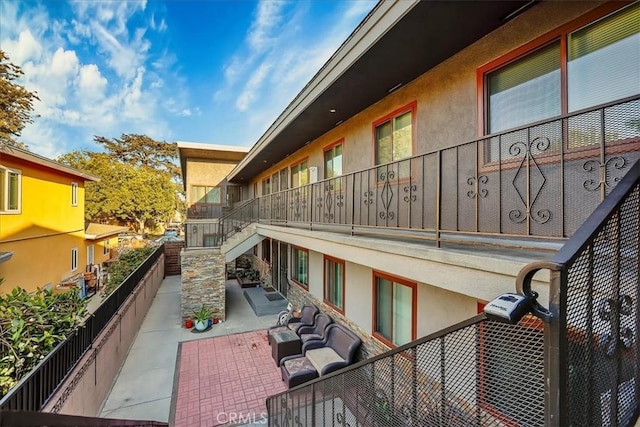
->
184;1;639;358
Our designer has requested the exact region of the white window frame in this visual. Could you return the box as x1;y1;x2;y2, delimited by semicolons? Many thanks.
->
71;247;79;271
87;244;94;265
71;182;78;206
0;166;22;213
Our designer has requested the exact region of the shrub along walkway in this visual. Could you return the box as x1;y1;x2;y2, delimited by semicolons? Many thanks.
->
99;276;278;423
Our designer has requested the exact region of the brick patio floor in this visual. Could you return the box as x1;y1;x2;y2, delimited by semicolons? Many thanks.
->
171;330;287;427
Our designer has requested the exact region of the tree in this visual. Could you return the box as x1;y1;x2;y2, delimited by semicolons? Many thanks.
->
0;50;39;147
58;151;176;233
94;134;180;181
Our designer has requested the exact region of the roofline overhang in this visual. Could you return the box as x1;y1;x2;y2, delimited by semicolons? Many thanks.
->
0;144;101;182
227;0;419;182
84;226;129;240
177;141;251;191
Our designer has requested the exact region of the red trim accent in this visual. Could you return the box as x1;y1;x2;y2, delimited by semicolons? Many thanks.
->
323;254;346;315
371;101;417;167
323;138;344;153
476;1;633;136
371;270;417;348
477;301;487;314
290;245;309;289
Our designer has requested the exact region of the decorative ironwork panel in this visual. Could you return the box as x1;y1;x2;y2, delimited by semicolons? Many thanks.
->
564;181;640;426
267;317;545;427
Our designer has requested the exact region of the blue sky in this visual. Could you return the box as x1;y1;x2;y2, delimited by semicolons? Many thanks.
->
0;0;376;159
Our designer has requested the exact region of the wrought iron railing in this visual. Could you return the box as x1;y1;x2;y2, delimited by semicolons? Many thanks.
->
257;95;640;248
0;245;164;411
185;198;259;248
266;159;640;426
517;157;640;426
267;315;546;426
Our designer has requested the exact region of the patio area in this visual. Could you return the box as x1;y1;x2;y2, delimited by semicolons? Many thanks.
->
171;330;286;427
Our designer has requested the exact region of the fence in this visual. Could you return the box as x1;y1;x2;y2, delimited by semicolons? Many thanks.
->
0;245;164;412
267;158;640;425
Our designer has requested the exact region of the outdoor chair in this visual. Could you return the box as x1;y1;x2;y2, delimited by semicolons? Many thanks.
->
297;313;333;344
267;304;319;343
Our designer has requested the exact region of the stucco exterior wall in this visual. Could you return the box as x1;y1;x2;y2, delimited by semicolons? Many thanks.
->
285;246;478;359
185;159;238;205
247;1;606;191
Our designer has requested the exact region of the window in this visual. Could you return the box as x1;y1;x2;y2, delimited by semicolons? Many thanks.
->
71;182;78;206
324;255;345;312
279;168;289;191
291;160;308;188
87;245;94;265
291;246;308;288
71;248;78;271
324;141;343;180
203;234;217;247
373;272;416;347
103;240;110;255
262;177;271;196
0;167;21;213
374;103;415;167
191;185;221;204
482;3;639;135
262;239;271;263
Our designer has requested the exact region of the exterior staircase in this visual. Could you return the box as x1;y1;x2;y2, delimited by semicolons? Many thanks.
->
220;223;263;262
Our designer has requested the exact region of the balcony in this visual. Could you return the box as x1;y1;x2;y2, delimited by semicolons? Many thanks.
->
195;96;640;251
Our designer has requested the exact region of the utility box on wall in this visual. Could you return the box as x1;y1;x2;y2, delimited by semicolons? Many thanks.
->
309;166;318;183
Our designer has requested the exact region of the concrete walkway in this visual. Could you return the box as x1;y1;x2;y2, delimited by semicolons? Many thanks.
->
99;276;278;423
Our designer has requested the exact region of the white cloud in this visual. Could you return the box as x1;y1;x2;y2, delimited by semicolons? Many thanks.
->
2;30;42;65
247;1;288;52
77;64;108;100
236;61;272;111
50;47;79;77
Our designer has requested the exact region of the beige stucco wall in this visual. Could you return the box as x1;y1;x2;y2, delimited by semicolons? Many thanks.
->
301;245;478;345
247;1;606;192
185;159;238;204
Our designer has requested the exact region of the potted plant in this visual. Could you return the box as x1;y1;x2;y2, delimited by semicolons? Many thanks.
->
193;305;211;331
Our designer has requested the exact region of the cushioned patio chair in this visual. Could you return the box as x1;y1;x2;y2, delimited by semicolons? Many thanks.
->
297;313;333;344
267;304;319;343
280;323;361;387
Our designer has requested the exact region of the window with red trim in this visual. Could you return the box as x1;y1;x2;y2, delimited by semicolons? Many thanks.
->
481;3;639;137
373;272;416;347
323;255;345;313
291;159;308;188
291;246;308;288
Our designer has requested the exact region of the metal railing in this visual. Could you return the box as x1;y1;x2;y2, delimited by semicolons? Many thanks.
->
256;95;639;248
517;157;640;426
267;315;546;426
266;158;640;426
0;410;168;426
185;198;259;248
0;245;164;412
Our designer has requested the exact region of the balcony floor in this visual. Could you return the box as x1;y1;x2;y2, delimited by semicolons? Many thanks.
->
172;331;286;427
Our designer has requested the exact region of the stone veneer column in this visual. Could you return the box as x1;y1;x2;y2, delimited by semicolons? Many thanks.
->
180;248;226;322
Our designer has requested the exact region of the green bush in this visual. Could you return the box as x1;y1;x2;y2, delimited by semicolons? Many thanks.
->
0;286;88;396
102;246;156;296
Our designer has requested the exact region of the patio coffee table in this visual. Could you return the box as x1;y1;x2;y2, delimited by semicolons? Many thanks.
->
271;330;301;367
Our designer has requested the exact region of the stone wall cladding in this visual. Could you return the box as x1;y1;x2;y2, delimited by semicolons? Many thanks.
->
252;255;272;287
287;283;389;361
181;249;226;322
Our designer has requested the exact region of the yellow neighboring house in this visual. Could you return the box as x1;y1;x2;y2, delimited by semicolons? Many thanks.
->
0;145;127;295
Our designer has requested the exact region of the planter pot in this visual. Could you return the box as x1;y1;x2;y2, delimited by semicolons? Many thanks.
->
185;319;194;329
194;320;208;331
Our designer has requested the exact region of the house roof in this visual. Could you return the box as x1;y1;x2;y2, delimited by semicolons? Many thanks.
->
176;141;250;190
85;223;129;240
0;144;100;182
227;0;534;183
